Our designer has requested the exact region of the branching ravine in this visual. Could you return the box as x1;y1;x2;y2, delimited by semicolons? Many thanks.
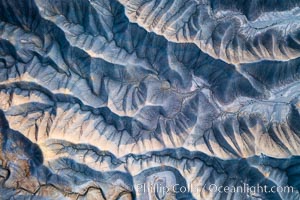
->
1;0;300;199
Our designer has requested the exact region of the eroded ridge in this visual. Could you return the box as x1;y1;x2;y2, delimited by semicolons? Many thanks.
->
119;0;300;64
0;0;300;199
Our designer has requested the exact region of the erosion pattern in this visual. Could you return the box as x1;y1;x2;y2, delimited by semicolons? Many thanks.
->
0;0;300;199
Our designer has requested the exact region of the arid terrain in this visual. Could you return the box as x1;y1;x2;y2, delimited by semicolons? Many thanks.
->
0;0;300;199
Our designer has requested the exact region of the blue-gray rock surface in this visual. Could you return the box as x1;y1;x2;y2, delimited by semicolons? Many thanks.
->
0;0;300;199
